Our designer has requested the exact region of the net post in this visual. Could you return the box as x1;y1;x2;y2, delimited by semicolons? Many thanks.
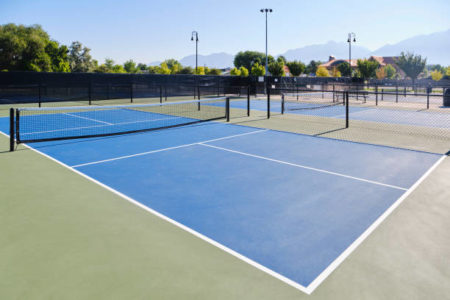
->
381;88;384;101
15;109;20;144
9;108;14;152
226;97;230;122
159;85;162;103
281;94;285;114
247;85;250;117
345;91;349;128
267;87;270;119
427;88;430;109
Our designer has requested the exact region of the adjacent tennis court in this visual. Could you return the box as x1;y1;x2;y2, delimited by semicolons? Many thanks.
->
0;101;443;293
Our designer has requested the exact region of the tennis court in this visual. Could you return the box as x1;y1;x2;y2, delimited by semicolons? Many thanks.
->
0;98;444;294
229;97;450;129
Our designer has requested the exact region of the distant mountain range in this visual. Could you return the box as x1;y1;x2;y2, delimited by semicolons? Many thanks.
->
151;29;450;68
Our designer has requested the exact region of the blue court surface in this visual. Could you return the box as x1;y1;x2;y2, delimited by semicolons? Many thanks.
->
0;114;443;293
231;99;450;129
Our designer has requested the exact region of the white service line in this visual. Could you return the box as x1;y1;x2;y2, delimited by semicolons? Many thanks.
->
199;143;408;191
71;129;268;168
63;112;113;125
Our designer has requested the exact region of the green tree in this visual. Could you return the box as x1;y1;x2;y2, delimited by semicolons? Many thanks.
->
430;70;443;81
239;66;249;77
251;62;265;76
337;62;351;77
104;58;115;71
46;41;70;72
315;66;329;77
305;60;322;75
356;59;379;79
268;61;285;77
395;52;426;81
137;63;147;72
112;64;126;73
286;61;305;76
194;66;205;75
384;64;396;79
156;62;171;74
161;59;182;74
230;67;241;76
178;66;194;74
68;41;95;72
234;51;274;70
0;23;70;72
123;60;138;73
446;66;450;76
276;55;286;65
207;68;222;75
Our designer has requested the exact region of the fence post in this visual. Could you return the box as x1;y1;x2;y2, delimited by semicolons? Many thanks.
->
396;84;398;103
38;83;42;107
375;85;378;106
345;91;349;128
381;88;384;101
165;85;167;101
130;83;133;103
88;81;92;105
247;85;250;117
333;84;335;102
427;88;430;109
267;87;270;119
160;85;162;103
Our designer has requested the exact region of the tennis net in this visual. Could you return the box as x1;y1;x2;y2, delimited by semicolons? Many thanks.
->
10;97;229;148
281;91;345;114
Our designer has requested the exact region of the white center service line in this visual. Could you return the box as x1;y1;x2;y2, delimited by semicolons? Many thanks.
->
71;129;268;168
63;112;113;125
198;143;408;191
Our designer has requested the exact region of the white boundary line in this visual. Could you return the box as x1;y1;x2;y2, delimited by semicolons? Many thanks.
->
71;129;268;168
63;112;113;125
199;143;408;191
1;129;446;295
0;129;310;294
305;154;447;292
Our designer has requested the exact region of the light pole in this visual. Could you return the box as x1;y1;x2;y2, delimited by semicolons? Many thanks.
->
191;31;199;74
260;8;272;77
347;32;356;77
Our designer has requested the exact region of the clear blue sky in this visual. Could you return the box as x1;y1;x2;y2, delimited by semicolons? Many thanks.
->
1;0;449;64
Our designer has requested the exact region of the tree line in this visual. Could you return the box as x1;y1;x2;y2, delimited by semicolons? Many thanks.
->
1;23;449;82
0;24;222;75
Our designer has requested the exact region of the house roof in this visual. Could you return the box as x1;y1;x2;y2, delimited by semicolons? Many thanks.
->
320;59;358;68
320;56;400;69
